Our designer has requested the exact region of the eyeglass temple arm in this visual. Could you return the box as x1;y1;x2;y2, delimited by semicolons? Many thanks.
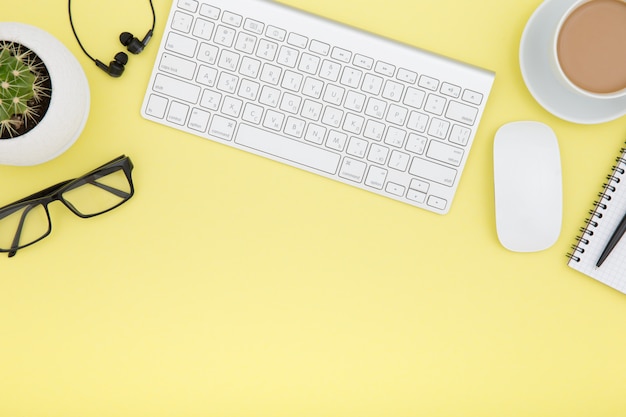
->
8;205;36;258
87;178;132;199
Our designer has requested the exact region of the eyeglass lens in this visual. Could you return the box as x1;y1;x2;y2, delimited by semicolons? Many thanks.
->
62;168;132;217
0;203;50;250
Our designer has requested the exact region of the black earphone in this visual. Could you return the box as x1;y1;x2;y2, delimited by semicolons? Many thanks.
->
68;0;156;77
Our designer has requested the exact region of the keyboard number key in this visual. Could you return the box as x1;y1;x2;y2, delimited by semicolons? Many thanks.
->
214;25;236;47
298;53;320;75
235;33;257;54
193;19;215;41
256;39;279;61
340;67;362;89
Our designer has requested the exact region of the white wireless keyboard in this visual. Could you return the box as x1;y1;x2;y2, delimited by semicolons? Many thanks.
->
141;0;495;214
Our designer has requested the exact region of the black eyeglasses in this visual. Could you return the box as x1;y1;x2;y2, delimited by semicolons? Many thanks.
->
0;155;134;257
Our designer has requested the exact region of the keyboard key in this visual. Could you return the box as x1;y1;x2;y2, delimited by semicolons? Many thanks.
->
397;68;418;84
309;40;330;56
362;74;384;95
214;25;236;47
159;53;196;80
331;47;351;63
197;65;218;87
299;53;321;75
367;143;389;164
153;74;201;103
199;4;220;19
426;140;464;167
242;103;263;124
277;46;299;68
222;11;243;27
178;0;198;13
209;115;236;141
409;157;457;186
266;25;286;41
319;60;341;82
374;61;395;77
163;108;186;128
418;75;439;91
427;195;447;211
441;82;461;98
188;108;210;132
346;137;368;158
172;11;194;33
145;94;168;118
445;101;478;125
462;89;483;105
424;94;446;115
236;124;341;175
385;182;405;196
449;125;471;146
339;158;367;183
288;32;308;48
365;166;387;189
244;19;265;34
353;54;374;70
340;67;362;89
193;19;215;40
403;87;426;109
165;32;197;57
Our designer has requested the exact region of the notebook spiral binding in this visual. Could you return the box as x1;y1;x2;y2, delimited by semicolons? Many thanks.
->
567;147;626;262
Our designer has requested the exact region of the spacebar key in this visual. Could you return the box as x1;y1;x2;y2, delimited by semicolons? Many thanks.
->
235;124;341;175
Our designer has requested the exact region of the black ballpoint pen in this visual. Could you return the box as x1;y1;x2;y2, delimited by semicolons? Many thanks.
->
596;210;626;267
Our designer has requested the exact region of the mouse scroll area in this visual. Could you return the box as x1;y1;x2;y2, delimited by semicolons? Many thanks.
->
494;122;563;252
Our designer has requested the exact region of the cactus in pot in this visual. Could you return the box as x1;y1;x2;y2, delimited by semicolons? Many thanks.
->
0;41;51;139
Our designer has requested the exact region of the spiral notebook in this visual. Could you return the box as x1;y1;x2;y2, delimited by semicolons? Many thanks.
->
568;142;626;294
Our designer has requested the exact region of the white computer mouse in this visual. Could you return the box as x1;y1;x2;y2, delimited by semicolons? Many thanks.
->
493;121;562;252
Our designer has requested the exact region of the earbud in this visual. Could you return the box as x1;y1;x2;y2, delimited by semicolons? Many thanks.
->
119;30;153;54
68;0;155;78
95;52;128;78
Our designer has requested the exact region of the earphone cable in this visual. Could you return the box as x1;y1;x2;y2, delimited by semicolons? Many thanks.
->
67;0;97;63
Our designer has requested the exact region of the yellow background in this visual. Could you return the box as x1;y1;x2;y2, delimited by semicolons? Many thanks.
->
1;0;626;416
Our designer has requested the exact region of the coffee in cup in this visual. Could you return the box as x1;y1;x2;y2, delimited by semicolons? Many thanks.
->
554;0;626;98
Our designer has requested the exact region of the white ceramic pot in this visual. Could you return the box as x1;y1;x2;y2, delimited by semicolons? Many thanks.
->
0;22;90;166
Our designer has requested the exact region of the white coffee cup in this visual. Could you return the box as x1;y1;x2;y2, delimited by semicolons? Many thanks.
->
551;0;626;100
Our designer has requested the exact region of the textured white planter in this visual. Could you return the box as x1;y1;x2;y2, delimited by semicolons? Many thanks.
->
0;22;90;166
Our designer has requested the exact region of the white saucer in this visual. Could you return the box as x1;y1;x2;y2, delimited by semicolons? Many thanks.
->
520;0;626;124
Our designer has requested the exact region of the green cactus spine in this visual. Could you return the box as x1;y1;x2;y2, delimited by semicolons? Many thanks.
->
0;41;50;138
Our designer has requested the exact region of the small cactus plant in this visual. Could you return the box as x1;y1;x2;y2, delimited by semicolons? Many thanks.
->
0;41;51;139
